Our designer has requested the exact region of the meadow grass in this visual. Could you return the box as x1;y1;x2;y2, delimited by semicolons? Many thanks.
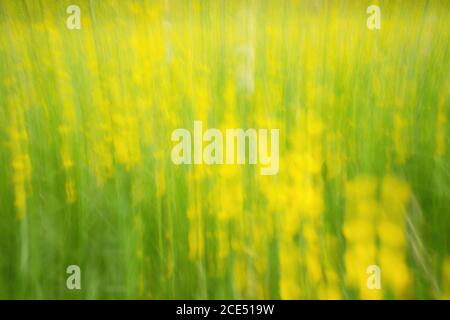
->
0;0;449;299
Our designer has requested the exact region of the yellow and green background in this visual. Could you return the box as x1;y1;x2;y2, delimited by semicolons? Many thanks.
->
0;0;449;299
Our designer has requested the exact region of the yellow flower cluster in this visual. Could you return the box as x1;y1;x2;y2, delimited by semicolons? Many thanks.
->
344;175;411;299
